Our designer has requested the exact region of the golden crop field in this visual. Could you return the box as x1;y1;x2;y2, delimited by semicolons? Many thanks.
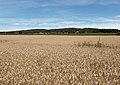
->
0;35;120;85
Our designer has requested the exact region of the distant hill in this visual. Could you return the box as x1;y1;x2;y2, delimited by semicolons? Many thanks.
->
0;28;120;35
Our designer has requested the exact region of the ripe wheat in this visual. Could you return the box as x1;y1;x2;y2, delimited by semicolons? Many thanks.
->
0;35;120;85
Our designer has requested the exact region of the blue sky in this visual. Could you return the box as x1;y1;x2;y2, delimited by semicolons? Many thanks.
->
0;0;120;31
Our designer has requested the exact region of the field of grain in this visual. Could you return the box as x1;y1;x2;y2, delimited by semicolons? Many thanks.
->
0;35;120;85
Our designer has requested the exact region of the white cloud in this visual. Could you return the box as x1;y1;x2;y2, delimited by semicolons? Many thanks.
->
115;15;120;18
54;0;120;5
80;23;120;29
98;17;120;23
54;0;96;5
0;0;53;10
0;17;120;31
1;22;120;32
0;0;119;10
0;18;63;23
61;21;83;24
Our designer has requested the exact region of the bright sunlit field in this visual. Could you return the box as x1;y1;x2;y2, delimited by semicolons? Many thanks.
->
0;35;120;85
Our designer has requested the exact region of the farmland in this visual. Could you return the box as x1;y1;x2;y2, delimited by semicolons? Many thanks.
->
0;35;120;85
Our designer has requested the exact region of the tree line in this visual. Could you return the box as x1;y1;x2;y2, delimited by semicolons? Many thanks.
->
0;28;120;35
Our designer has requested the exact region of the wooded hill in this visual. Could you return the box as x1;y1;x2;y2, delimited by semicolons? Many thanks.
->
0;28;120;35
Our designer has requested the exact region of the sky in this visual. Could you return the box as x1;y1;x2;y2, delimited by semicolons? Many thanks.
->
0;0;120;31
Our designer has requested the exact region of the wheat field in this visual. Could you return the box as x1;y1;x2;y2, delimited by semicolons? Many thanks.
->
0;35;120;85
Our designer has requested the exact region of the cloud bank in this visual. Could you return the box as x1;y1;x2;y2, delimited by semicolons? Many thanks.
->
0;0;119;9
0;16;120;31
0;0;120;31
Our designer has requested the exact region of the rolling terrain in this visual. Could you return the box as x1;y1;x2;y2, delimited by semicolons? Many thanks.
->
0;28;120;35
